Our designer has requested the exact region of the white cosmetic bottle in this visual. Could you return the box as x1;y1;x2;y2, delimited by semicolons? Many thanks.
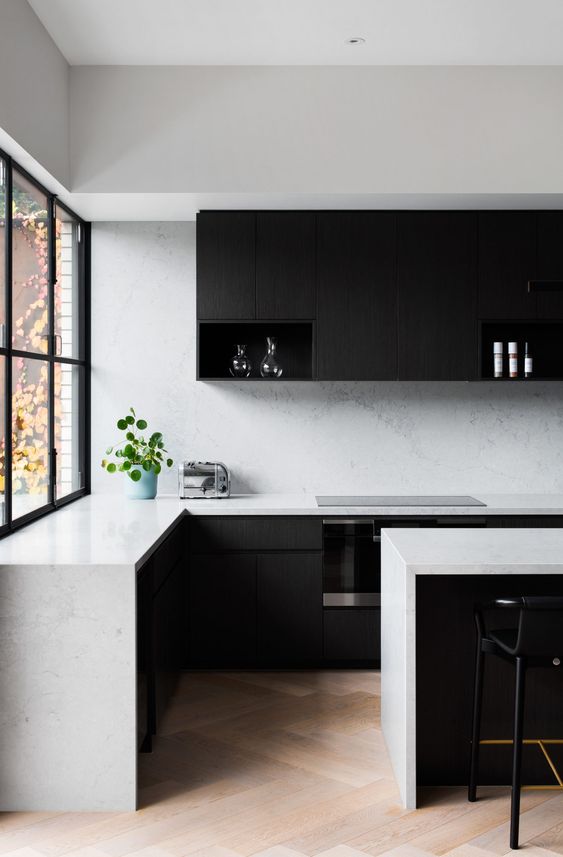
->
493;342;503;378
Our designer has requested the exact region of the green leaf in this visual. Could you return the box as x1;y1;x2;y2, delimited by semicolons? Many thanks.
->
166;458;173;468
106;462;117;473
136;419;148;430
129;468;142;482
157;441;164;448
126;431;134;441
142;460;151;472
115;449;122;457
122;460;131;471
105;446;113;455
117;419;128;430
150;432;162;443
101;458;108;468
126;415;135;425
154;463;161;475
124;443;134;459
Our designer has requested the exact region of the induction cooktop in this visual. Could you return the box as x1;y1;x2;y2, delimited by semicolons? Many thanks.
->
315;495;486;507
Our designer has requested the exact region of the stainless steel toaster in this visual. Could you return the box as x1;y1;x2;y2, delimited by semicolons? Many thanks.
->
178;461;231;499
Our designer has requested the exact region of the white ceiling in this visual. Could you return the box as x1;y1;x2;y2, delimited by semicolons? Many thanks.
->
27;0;563;66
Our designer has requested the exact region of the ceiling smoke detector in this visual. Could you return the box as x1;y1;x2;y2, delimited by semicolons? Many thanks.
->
346;37;366;45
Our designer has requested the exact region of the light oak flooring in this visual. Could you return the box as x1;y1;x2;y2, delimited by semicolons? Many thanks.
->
2;670;563;857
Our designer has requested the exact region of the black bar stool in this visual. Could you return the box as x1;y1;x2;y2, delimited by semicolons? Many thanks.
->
468;596;563;849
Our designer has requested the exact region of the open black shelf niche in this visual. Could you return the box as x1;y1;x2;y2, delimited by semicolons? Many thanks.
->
480;320;563;380
197;321;316;380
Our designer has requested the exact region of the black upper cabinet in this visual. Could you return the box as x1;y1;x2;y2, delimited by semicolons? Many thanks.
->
257;553;322;664
197;209;563;381
197;212;256;319
478;212;537;319
398;212;477;380
317;213;397;380
536;213;563;319
256;213;316;319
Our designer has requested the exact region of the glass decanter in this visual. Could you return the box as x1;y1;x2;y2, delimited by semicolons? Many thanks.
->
260;337;283;378
229;344;252;378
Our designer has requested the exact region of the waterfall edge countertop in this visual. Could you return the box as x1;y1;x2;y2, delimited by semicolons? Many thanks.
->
2;495;563;813
2;492;563;569
380;527;563;812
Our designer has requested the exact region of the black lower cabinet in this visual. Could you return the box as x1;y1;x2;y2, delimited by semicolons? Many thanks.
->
137;558;153;752
152;557;184;732
257;553;322;664
189;554;257;666
488;515;563;528
323;609;380;664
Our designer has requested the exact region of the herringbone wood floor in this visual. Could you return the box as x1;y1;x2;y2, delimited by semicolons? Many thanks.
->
2;670;563;856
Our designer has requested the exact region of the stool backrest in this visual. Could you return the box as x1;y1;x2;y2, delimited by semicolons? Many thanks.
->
512;596;563;657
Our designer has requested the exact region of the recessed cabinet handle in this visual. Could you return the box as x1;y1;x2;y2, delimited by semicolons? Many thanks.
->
528;280;563;292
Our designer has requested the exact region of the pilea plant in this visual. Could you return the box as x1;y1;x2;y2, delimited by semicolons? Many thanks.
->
101;408;173;482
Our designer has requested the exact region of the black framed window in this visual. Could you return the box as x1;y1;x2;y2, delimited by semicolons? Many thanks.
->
0;148;90;534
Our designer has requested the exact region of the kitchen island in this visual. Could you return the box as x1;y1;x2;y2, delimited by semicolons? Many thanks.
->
381;527;563;810
2;494;563;811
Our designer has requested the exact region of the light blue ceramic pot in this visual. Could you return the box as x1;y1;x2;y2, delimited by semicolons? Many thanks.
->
124;468;158;499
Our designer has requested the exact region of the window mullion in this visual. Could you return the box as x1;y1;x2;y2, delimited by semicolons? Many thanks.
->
48;195;56;506
5;156;12;529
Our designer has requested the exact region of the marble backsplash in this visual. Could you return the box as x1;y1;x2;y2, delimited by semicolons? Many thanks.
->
91;221;563;496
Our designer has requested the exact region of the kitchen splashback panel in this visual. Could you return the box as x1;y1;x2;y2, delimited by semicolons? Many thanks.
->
91;222;563;497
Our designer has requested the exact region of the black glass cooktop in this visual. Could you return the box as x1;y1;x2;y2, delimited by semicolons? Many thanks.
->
315;495;486;507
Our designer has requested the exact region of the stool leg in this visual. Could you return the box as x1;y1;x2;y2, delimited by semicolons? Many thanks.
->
510;656;527;850
468;643;485;802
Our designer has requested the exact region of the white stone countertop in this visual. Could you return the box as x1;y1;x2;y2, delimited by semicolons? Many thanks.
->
380;525;563;811
382;526;563;574
1;492;563;571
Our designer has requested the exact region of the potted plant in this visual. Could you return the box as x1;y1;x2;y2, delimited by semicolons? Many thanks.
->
101;408;173;499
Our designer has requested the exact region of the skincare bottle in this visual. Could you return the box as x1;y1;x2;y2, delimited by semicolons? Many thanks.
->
509;342;518;378
493;342;503;378
524;342;533;378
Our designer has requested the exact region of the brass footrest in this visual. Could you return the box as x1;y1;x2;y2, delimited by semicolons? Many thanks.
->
480;739;563;789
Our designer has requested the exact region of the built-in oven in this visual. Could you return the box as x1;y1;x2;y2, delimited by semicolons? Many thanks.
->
322;517;487;607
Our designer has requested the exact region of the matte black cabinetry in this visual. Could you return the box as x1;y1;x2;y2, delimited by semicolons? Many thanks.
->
257;553;322;663
317;213;397;380
398;212;477;380
256;213;316;319
137;519;187;750
478;212;563;321
189;554;257;666
197;209;563;382
190;515;322;552
197;211;316;321
137;559;153;752
197;212;256;319
324;608;380;663
188;516;323;668
478;213;537;320
152;558;184;731
536;213;563;318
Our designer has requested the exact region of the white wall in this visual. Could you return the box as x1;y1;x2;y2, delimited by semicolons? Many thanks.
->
92;222;563;496
0;0;69;186
72;66;563;194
